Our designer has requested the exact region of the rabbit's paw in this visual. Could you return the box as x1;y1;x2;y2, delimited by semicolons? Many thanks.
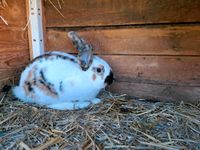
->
75;101;91;109
48;101;90;110
90;98;101;104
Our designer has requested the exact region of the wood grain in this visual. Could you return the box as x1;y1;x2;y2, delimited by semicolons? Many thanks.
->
0;50;28;80
0;0;29;84
45;0;200;27
0;29;28;51
101;55;200;86
46;26;200;55
110;82;200;103
0;0;27;28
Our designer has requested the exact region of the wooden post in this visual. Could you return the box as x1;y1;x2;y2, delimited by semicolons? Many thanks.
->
26;0;45;59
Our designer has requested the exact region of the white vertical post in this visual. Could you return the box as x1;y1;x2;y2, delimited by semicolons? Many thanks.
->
28;0;44;59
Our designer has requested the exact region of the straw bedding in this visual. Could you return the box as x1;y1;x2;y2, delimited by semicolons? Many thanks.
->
0;90;200;150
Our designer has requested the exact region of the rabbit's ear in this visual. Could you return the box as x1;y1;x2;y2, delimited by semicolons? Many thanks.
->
68;31;93;71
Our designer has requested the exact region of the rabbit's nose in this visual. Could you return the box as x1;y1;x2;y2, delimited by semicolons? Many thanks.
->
104;71;114;85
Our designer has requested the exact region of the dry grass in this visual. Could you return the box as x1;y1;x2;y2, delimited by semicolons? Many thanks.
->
0;91;200;149
45;0;65;18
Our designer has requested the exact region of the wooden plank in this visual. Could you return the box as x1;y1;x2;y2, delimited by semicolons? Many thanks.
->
0;0;30;84
0;29;29;80
110;82;200;103
0;0;27;28
102;55;200;86
45;0;200;27
46;26;200;55
0;48;29;80
0;29;28;51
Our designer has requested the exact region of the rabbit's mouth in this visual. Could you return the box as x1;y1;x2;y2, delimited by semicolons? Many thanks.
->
104;71;114;86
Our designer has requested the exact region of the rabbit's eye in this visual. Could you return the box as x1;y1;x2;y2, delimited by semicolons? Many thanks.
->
93;66;104;75
97;67;102;73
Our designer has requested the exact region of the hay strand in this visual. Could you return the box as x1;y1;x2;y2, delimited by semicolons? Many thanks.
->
47;0;65;18
0;16;8;25
19;142;31;150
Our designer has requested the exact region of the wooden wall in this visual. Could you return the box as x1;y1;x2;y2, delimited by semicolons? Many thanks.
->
44;0;200;102
0;0;29;89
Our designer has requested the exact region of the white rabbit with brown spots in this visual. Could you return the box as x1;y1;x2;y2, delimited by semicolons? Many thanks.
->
12;31;114;110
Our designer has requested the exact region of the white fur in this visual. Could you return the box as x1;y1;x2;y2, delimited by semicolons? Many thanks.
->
12;51;112;110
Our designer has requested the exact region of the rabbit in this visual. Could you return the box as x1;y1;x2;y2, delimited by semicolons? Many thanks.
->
12;31;114;110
